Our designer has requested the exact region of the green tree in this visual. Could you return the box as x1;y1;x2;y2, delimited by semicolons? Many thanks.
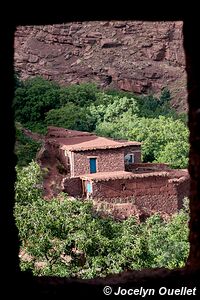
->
160;87;171;105
96;115;189;167
156;140;189;169
15;161;42;205
13;76;60;127
136;90;177;119
145;205;189;268
137;94;160;118
45;103;96;132
89;95;139;125
59;82;99;106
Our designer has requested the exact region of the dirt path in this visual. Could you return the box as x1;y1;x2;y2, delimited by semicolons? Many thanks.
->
21;127;65;199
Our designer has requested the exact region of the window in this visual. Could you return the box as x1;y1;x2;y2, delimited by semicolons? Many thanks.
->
124;153;135;165
89;157;97;173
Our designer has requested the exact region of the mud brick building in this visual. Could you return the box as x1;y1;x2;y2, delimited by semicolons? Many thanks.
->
47;128;142;177
38;126;189;217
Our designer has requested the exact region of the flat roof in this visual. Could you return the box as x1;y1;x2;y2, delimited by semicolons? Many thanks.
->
59;136;140;151
46;127;141;151
80;171;169;182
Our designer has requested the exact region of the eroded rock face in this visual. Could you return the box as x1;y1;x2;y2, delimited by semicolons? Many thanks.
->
14;21;187;111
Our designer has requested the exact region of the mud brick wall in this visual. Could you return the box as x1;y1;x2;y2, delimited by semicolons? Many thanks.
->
124;145;141;163
73;148;125;176
126;163;170;172
173;178;190;209
63;177;82;197
92;175;189;214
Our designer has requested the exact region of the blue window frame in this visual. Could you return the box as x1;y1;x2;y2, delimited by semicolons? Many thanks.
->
89;158;97;173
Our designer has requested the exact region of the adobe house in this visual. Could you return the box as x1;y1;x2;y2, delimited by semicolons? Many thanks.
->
40;126;141;196
39;126;189;217
45;126;141;178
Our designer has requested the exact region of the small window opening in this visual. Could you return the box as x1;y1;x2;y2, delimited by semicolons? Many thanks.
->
124;153;135;165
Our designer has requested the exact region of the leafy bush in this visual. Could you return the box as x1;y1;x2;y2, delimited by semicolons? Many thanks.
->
15;161;42;205
89;95;139;124
155;140;189;169
160;87;171;105
13;76;61;126
59;82;99;106
45;103;96;132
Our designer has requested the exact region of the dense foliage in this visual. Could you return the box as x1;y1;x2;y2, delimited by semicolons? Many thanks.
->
59;82;99;106
15;123;41;167
15;162;189;278
13;77;60;132
13;75;189;168
95;115;189;168
45;103;95;132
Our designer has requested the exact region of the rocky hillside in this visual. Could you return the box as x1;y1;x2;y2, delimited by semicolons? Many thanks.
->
14;21;187;111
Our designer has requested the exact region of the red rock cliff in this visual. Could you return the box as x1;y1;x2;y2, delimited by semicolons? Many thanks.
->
14;21;187;111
